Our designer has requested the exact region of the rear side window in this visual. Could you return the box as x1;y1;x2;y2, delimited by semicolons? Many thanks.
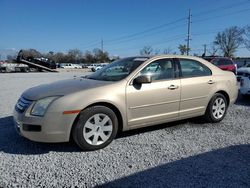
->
179;59;212;78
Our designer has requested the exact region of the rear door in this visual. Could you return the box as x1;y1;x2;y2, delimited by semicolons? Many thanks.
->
177;58;214;118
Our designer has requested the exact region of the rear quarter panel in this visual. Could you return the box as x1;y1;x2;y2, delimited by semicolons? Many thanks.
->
211;71;238;105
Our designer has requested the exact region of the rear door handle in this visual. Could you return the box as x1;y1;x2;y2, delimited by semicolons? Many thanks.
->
207;80;215;84
168;85;179;90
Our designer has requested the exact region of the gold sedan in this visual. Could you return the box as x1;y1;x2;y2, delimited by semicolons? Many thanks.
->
13;55;238;150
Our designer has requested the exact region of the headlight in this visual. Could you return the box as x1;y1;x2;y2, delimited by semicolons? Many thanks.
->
30;96;59;116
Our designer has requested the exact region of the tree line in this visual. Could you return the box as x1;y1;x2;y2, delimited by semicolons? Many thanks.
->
8;48;112;64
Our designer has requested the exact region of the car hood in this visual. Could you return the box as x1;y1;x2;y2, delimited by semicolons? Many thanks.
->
22;78;113;100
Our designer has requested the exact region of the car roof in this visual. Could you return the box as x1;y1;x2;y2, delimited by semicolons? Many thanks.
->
202;56;232;60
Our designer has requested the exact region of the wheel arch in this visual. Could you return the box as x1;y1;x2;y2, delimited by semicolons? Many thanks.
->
214;90;230;106
70;102;124;140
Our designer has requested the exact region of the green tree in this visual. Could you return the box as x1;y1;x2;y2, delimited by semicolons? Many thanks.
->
178;44;190;55
213;26;244;57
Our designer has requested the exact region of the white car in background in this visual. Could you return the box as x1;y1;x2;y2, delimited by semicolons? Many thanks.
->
61;64;82;69
237;64;250;95
91;64;107;72
87;64;95;69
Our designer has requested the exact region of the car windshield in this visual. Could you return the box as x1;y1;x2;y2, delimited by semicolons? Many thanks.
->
87;57;149;81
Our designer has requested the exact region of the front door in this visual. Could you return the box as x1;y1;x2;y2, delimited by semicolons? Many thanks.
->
126;58;181;127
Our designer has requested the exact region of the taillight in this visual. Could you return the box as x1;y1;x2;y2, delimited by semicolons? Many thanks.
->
234;64;237;74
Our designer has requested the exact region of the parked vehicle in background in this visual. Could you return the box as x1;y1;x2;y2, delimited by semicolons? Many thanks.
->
13;55;238;151
237;64;250;95
91;64;107;72
80;64;89;68
61;63;82;69
0;62;29;73
17;50;57;72
87;64;95;69
202;56;237;74
233;58;250;68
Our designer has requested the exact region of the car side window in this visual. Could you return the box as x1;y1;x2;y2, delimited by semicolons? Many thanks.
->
179;59;211;78
140;59;175;81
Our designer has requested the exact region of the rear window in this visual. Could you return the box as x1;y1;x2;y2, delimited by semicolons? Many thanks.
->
212;59;233;66
179;59;212;78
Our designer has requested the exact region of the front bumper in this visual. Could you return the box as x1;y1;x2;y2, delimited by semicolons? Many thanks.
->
13;106;78;143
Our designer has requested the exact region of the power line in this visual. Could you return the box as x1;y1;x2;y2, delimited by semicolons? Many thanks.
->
79;1;250;54
79;18;186;51
105;17;186;43
105;24;186;46
193;8;250;23
79;40;100;47
106;1;250;46
194;0;250;17
80;41;100;50
106;2;250;53
108;34;186;52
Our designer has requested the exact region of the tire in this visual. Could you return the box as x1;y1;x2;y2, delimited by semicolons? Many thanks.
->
204;93;228;123
24;68;30;73
72;106;118;151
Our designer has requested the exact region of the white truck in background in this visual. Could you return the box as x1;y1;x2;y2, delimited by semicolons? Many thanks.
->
60;63;82;69
0;62;30;73
237;64;250;96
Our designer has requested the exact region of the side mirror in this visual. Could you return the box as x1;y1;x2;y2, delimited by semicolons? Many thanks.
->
134;75;152;84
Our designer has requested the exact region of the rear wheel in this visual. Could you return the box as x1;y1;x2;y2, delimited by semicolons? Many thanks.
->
73;106;118;151
204;93;228;123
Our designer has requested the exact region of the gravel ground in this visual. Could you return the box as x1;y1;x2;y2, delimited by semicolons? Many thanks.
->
0;72;249;188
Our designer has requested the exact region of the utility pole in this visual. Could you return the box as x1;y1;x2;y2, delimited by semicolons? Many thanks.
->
203;44;207;56
186;9;191;55
101;38;104;52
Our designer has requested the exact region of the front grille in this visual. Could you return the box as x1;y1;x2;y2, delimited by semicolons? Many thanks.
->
22;124;41;132
15;97;32;113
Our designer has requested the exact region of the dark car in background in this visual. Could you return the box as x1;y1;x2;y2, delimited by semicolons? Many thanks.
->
202;56;237;74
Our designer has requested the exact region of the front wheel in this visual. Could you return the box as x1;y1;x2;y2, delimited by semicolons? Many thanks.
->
204;93;228;123
72;106;118;151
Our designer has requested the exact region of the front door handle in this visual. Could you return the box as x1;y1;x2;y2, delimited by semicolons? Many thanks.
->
168;85;179;90
208;80;215;84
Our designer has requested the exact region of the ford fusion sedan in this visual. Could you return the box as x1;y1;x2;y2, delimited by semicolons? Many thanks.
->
13;55;238;150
